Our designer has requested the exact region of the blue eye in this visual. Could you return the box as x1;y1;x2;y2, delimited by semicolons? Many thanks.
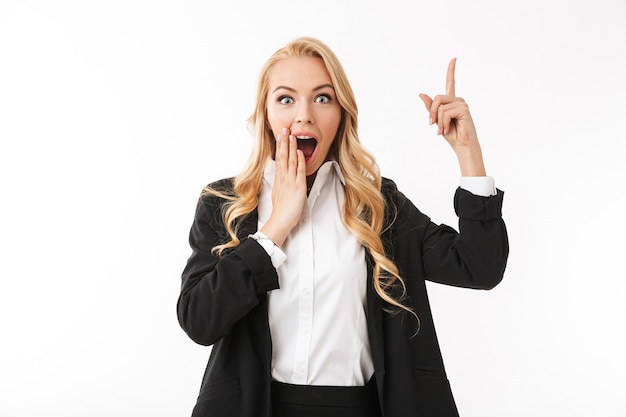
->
279;96;294;104
315;95;331;104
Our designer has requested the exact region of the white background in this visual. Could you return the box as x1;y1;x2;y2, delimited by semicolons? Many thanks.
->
1;0;625;416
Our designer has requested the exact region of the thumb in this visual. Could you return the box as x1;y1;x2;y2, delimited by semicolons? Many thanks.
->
419;93;433;111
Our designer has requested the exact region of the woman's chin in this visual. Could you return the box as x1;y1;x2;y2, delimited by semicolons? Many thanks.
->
304;156;318;173
305;161;324;178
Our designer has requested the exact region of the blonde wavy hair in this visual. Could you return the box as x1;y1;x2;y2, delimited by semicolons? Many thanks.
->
206;37;415;319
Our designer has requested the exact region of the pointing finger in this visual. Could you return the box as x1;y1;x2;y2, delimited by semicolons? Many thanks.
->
446;58;456;97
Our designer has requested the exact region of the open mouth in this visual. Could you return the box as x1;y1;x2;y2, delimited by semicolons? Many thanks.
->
296;136;317;161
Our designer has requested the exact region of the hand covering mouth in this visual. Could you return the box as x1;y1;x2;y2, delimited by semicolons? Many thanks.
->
296;136;317;159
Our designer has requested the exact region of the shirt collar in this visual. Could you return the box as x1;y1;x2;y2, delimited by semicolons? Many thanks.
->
262;159;345;189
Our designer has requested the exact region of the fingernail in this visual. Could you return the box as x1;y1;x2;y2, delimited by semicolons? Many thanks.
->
429;117;433;125
276;135;281;143
289;135;294;142
282;128;288;135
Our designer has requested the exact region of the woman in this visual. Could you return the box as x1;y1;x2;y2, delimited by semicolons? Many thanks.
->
177;36;508;417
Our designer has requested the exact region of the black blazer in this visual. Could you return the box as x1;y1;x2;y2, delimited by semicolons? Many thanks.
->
177;177;509;417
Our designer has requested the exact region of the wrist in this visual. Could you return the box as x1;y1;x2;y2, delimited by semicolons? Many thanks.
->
455;144;486;176
259;221;289;247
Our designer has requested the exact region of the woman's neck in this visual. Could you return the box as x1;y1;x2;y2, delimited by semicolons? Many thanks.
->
306;173;317;196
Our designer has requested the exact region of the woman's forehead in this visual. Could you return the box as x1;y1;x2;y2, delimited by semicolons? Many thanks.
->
268;57;333;90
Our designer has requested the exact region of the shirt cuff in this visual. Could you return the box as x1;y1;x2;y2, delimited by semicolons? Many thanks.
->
249;231;287;268
460;176;496;197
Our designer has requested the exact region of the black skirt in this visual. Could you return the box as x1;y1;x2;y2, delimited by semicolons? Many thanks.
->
271;376;382;417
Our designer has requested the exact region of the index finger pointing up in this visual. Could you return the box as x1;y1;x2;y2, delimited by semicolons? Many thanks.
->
446;57;457;96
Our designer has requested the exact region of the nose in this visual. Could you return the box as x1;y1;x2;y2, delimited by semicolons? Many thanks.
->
295;102;314;125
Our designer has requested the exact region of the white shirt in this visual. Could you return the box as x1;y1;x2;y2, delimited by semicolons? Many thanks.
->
255;159;496;386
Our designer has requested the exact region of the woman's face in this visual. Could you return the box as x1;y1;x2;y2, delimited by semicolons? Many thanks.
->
266;57;342;178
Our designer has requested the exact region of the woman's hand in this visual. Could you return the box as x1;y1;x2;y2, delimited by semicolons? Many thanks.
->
259;128;307;247
419;58;487;176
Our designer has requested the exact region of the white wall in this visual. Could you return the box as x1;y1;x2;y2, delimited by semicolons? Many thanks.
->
1;0;625;415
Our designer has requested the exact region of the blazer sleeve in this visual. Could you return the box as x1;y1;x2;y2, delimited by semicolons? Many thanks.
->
177;188;279;346
387;181;509;290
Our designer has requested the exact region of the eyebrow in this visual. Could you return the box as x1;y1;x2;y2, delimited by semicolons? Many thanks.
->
272;83;335;93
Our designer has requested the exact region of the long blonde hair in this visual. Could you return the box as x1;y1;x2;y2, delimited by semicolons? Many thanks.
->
206;37;415;319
